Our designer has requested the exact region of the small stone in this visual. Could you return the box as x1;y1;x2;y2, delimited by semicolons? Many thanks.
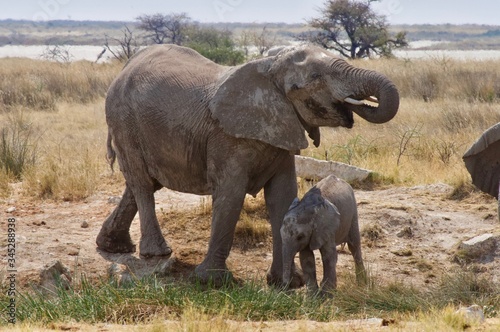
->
108;196;121;205
81;220;89;228
397;226;413;238
6;207;16;213
40;260;72;292
345;317;385;327
455;305;485;323
108;263;133;285
153;257;175;276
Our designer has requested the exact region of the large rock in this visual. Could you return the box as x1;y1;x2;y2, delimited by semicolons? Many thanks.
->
39;260;72;292
454;233;498;263
295;156;373;182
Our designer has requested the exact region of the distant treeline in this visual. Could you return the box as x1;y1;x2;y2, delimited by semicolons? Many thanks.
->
2;19;500;47
0;19;305;46
392;24;500;41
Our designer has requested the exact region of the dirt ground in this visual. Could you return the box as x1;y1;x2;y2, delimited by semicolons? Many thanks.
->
1;179;500;328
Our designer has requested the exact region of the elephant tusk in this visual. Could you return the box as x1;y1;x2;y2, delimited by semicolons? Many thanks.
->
344;97;379;106
344;97;365;106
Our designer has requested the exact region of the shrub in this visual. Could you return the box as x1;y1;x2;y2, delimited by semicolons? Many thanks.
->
0;113;38;180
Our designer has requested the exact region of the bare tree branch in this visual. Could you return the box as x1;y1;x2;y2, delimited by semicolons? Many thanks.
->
104;25;140;61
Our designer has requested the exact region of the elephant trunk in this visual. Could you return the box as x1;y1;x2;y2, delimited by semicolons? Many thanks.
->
337;62;400;124
282;245;297;287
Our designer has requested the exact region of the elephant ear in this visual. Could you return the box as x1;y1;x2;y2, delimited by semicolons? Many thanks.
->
310;200;339;251
288;197;301;211
209;59;308;151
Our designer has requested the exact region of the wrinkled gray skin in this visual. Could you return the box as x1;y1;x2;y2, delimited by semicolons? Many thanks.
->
463;123;500;221
281;175;366;294
96;44;399;286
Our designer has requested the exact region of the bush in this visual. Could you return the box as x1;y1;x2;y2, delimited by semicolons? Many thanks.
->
0;114;38;180
186;26;245;65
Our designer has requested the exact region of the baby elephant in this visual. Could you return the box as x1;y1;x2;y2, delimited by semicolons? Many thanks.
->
281;175;366;294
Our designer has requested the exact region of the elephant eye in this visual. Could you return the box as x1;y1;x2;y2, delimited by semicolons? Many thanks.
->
311;73;322;80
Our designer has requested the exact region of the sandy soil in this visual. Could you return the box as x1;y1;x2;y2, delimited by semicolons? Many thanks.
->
1;180;499;328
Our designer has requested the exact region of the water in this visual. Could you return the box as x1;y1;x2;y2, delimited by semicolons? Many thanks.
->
1;44;500;62
0;45;109;63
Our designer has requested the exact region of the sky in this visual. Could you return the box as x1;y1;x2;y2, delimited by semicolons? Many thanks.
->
1;0;499;25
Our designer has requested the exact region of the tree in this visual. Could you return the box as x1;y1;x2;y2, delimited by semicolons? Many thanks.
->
239;26;278;57
136;12;191;45
301;0;407;58
186;26;245;65
104;25;140;61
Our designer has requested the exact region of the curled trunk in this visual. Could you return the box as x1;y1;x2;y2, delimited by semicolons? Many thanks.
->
334;61;400;124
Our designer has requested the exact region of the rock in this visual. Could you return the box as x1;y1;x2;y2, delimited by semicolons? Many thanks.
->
397;226;413;238
39;260;72;292
294;156;372;182
455;233;498;263
81;220;89;228
344;317;387;327
108;263;133;285
108;196;121;205
153;257;176;277
455;305;485;323
6;206;16;213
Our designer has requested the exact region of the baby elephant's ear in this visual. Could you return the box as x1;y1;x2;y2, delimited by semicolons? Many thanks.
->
288;197;300;211
209;58;308;152
310;201;339;251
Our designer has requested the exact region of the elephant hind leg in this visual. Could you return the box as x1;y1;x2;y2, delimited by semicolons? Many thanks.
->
131;182;171;258
347;217;366;285
97;184;138;253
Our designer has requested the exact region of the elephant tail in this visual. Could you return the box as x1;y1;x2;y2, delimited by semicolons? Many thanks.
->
106;130;116;173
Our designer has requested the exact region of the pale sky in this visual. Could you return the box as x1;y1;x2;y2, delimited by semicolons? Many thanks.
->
1;0;499;25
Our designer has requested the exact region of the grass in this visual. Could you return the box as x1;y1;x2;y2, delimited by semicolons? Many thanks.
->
0;111;38;179
0;269;498;329
0;55;500;329
1;56;499;199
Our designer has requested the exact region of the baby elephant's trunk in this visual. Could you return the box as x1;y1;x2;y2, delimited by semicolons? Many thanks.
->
282;246;297;288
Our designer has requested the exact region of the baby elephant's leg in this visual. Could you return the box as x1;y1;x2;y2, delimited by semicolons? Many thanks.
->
299;249;318;292
319;244;338;293
348;221;367;285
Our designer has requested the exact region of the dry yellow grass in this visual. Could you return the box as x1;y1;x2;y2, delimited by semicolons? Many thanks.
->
1;57;500;201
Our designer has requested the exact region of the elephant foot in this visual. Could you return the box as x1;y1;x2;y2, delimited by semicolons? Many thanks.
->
96;229;136;253
266;266;305;289
139;235;172;258
193;263;234;287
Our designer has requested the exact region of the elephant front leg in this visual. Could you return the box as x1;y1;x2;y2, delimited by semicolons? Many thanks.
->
320;245;338;294
194;185;246;286
264;155;304;288
299;249;319;293
96;185;137;253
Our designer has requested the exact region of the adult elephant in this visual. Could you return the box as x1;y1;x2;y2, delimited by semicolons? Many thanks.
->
463;123;500;220
96;44;399;286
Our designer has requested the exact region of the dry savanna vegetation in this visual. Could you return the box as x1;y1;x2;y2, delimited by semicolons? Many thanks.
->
1;54;500;330
1;56;500;198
